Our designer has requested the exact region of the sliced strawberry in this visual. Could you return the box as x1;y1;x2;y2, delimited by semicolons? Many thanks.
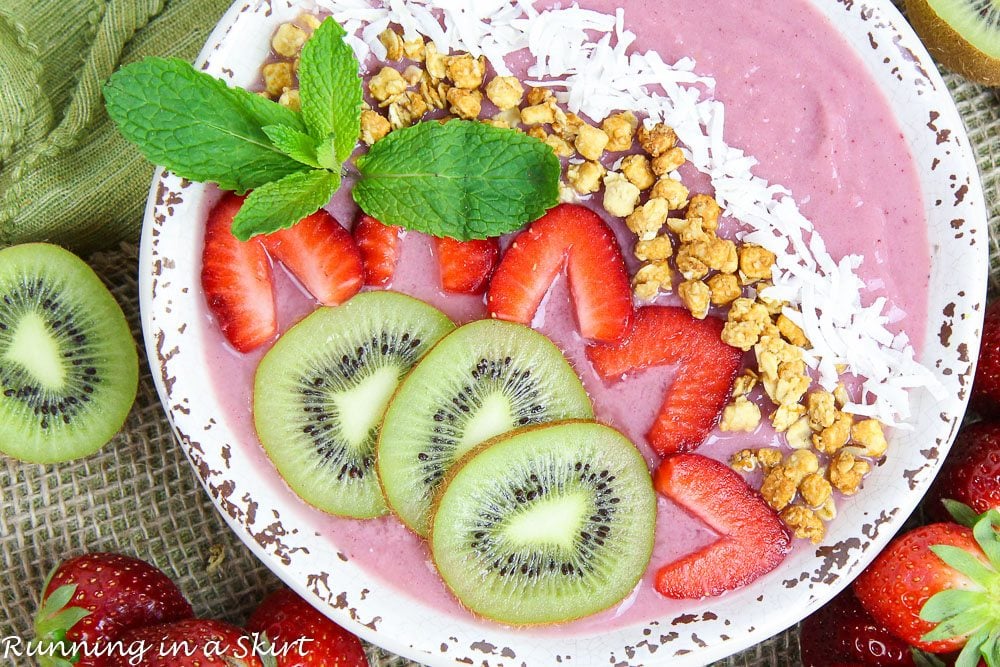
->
201;193;276;353
487;204;633;341
262;210;363;306
653;453;790;599
354;214;403;287
587;306;743;455
435;236;500;294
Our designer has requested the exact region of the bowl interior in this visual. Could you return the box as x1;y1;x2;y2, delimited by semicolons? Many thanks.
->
139;0;989;664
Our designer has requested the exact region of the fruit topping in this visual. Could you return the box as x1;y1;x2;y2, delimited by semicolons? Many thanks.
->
587;306;742;455
925;422;1000;523
201;193;277;353
799;589;917;666
377;319;594;536
354;213;403;287
246;587;368;667
430;421;655;625
653;453;791;598
487;203;633;342
904;0;1000;87
435;236;500;295
261;209;363;306
253;291;454;518
33;553;193;667
853;515;999;656
0;243;138;463
108;619;263;666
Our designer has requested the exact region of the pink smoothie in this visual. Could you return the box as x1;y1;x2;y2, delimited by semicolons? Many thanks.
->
199;0;929;633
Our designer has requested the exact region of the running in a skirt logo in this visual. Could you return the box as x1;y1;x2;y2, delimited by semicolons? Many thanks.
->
1;633;312;665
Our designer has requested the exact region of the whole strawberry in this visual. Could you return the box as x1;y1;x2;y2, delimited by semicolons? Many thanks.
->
926;423;1000;523
109;619;264;666
246;588;368;667
799;589;916;666
972;300;1000;416
33;552;193;667
853;511;1000;664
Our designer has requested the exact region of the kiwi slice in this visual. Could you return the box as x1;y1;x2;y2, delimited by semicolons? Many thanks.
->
377;319;594;536
430;421;656;625
253;291;454;518
906;0;1000;85
0;243;138;463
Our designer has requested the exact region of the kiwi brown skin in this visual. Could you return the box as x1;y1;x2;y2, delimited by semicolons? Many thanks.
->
906;0;1000;86
426;419;651;627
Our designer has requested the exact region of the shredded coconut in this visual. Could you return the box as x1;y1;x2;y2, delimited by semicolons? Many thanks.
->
311;0;945;427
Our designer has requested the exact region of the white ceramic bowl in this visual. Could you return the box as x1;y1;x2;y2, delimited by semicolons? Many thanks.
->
140;1;989;664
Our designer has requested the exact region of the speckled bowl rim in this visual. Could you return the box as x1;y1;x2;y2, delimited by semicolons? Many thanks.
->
139;1;989;664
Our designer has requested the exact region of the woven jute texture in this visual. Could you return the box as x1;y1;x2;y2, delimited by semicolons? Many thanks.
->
0;66;998;667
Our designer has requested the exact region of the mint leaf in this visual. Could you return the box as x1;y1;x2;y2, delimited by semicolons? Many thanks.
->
263;125;322;168
353;120;560;240
104;57;307;193
299;18;362;162
231;169;340;240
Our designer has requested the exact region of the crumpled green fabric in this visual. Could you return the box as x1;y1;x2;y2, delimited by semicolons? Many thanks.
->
0;0;231;254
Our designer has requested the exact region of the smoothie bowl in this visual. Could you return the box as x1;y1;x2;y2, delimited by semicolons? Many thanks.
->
137;0;987;664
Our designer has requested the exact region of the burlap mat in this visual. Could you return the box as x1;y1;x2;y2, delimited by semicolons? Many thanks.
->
1;64;998;667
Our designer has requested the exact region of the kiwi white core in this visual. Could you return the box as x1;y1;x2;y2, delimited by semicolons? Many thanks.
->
457;392;515;454
502;491;589;549
6;312;64;390
333;365;400;448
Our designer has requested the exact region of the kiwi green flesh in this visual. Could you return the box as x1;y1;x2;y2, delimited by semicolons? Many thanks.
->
909;0;1000;85
0;243;138;464
430;421;655;626
376;319;594;536
253;291;454;518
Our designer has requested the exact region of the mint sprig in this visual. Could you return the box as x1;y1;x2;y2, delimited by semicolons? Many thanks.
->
103;17;558;241
298;19;362;163
354;120;560;240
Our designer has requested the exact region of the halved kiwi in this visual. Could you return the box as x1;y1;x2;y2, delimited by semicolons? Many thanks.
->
430;421;656;625
906;0;1000;86
0;243;138;463
253;291;454;518
376;319;594;536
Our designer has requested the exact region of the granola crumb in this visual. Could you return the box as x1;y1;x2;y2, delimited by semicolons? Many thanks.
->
730;449;758;473
567;161;606;195
485;75;524;110
781;505;825;543
602;111;638;152
620;154;656;190
828;450;870;495
638;122;677;156
852;419;888;458
575;123;610;161
634;235;673;262
678;279;711;319
720;396;762;432
603;171;642;217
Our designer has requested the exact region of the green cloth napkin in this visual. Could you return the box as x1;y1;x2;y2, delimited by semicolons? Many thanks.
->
0;0;231;254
